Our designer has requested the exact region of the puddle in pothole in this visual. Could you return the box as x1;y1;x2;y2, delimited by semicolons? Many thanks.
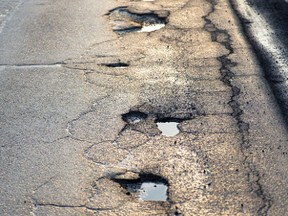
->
107;7;169;33
122;111;148;124
138;23;166;32
138;182;168;201
156;119;181;136
112;173;169;201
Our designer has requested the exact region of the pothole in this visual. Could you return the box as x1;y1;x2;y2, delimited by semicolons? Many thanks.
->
122;111;148;124
107;7;169;33
139;182;168;201
100;62;129;68
121;104;198;135
111;173;169;201
138;23;166;33
156;118;182;137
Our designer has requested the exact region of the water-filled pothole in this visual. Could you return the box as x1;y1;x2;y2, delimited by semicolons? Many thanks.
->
107;7;169;33
139;182;168;201
122;111;148;124
138;24;166;33
156;118;182;136
112;173;169;201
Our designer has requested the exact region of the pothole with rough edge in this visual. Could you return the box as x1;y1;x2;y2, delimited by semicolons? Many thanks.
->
156;118;182;136
111;173;169;201
100;62;129;68
107;7;169;33
122;111;148;124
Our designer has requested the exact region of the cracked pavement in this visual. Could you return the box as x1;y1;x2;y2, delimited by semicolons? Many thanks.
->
1;0;288;215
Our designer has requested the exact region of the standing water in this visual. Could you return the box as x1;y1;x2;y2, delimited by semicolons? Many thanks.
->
157;121;180;136
138;182;168;201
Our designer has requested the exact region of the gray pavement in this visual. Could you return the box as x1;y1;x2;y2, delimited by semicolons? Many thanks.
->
1;0;288;215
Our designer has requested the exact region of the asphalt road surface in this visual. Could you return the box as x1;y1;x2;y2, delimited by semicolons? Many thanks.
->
232;0;288;120
1;0;288;215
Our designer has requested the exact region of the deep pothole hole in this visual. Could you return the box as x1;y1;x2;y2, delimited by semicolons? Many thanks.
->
155;118;183;137
107;7;169;33
112;173;169;201
100;62;129;68
122;111;148;124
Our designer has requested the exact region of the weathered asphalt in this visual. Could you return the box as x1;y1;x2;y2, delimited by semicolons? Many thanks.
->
1;0;288;215
231;0;288;121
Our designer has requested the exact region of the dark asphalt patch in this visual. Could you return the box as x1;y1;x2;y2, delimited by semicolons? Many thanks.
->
269;0;288;20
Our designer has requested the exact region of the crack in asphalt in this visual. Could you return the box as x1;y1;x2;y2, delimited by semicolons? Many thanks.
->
174;0;193;11
42;136;70;144
203;0;272;215
33;202;116;212
67;95;111;135
0;62;64;68
31;1;275;214
84;39;119;54
31;175;120;214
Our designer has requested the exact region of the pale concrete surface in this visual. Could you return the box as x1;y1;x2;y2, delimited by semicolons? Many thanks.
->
1;0;288;215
